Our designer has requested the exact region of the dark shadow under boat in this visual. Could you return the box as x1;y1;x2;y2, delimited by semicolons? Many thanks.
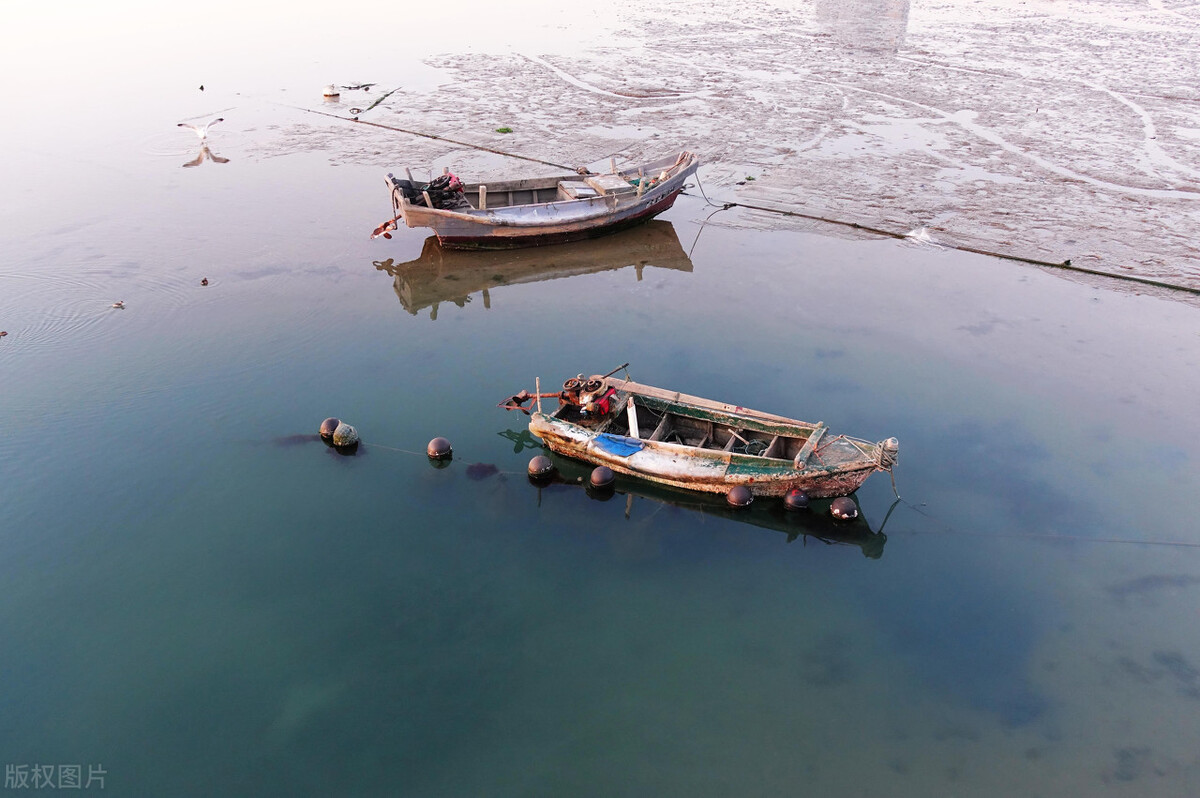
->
373;219;692;319
530;450;890;559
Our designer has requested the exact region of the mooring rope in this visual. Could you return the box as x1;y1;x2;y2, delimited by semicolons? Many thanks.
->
685;174;1200;297
288;103;586;173
361;442;527;477
894;499;1200;549
360;442;426;457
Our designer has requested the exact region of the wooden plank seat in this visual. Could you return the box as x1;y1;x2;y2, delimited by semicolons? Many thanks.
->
792;423;827;467
558;181;599;200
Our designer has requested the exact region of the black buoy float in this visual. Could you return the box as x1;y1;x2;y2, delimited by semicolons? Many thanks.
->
783;488;810;511
319;417;341;439
427;437;452;460
589;466;615;489
830;496;859;521
726;485;753;507
528;455;555;481
331;422;360;449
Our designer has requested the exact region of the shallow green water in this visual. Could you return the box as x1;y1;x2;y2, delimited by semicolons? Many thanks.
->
3;4;1200;796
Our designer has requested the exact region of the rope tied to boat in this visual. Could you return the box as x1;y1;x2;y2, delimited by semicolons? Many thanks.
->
683;174;1200;298
878;437;899;469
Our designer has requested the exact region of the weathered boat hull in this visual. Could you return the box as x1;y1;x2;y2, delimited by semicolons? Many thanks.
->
531;414;878;498
523;376;897;499
435;189;684;250
385;152;700;251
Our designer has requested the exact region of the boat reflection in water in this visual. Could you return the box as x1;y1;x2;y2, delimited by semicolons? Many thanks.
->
529;451;891;559
373;220;693;320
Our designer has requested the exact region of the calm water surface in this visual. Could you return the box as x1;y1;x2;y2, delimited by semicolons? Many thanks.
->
2;2;1199;796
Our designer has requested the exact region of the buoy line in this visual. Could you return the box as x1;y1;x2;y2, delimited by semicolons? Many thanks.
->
358;432;883;523
360;442;527;477
685;176;1200;297
350;436;1196;544
360;442;426;458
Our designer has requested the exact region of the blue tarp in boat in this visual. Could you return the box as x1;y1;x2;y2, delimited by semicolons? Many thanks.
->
593;434;645;458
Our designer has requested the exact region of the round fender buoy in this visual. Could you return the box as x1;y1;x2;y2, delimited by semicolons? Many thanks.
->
319;417;341;439
427;437;452;460
830;496;859;521
589;466;615;489
332;422;359;448
528;455;555;480
726;485;753;507
783;488;809;511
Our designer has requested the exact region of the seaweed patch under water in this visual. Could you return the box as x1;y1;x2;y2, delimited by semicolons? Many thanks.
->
465;463;499;480
1106;574;1200;604
1105;746;1154;783
1152;650;1198;685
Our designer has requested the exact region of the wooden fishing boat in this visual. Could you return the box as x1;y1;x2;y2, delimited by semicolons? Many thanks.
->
371;151;700;250
500;368;899;499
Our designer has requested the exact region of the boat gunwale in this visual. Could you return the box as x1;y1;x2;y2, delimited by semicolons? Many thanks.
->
536;413;876;473
534;378;883;473
521;371;894;497
531;412;881;496
393;153;699;229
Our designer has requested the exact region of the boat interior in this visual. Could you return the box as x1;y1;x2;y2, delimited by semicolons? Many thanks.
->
412;153;695;211
453;172;645;210
553;396;816;461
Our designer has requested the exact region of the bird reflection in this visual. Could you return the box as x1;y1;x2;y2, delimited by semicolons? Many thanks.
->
177;117;229;167
497;428;543;453
182;143;230;168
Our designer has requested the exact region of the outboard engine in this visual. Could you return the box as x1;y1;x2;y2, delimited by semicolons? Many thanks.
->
389;177;425;205
561;374;615;418
389;173;470;210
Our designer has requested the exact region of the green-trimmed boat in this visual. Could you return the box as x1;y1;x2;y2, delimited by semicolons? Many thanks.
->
501;370;898;499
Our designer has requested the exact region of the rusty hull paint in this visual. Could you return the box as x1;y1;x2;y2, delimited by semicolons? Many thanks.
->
435;190;683;250
529;412;882;498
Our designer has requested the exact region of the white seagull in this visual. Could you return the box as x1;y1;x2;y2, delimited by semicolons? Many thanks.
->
177;117;224;141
